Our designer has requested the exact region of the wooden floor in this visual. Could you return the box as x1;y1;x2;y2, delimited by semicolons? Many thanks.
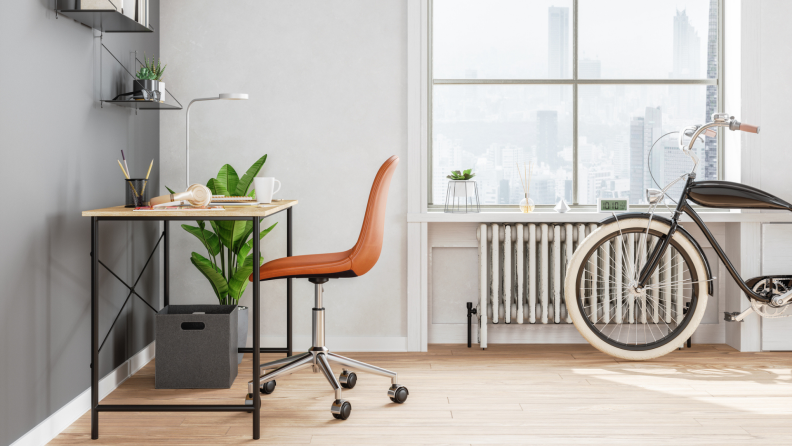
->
48;344;792;445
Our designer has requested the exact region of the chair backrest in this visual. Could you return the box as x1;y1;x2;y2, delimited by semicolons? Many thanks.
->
347;155;399;276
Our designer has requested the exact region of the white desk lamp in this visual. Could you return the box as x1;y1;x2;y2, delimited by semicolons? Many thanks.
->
185;93;249;189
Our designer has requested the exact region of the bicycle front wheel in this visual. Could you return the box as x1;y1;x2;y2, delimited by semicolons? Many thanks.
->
564;217;709;360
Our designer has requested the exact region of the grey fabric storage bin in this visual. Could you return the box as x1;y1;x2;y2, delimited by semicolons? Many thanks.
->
155;305;238;389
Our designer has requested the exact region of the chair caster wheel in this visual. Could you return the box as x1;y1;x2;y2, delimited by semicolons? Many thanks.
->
331;399;352;420
340;371;357;389
244;393;260;407
260;380;276;394
388;384;409;404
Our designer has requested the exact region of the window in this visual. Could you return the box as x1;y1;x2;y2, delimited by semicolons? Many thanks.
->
431;0;721;206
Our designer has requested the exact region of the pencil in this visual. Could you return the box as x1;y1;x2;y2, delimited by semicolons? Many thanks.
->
118;160;140;197
118;160;130;179
121;150;131;179
140;160;154;195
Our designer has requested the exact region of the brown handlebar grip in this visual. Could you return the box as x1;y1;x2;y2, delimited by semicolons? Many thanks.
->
740;123;760;134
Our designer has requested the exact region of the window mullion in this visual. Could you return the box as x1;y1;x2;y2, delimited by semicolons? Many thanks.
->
572;0;579;205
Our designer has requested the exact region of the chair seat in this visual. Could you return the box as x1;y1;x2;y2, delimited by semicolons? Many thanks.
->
250;250;354;281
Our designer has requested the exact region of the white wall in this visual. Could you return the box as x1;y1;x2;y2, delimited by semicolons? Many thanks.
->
160;0;408;351
724;0;792;351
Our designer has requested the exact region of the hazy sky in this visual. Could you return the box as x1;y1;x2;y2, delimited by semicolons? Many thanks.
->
434;0;713;79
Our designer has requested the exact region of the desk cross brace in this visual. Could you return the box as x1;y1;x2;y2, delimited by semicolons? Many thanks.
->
93;232;163;354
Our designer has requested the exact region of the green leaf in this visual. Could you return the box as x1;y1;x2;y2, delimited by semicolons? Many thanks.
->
463;169;472;175
451;170;461;176
237;222;277;267
165;185;176;194
206;178;218;195
234;155;268;196
181;224;221;256
211;177;229;196
213;220;248;250
228;262;254;301
190;252;228;301
216;164;239;197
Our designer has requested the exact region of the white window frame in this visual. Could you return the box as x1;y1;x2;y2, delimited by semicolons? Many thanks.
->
427;0;725;208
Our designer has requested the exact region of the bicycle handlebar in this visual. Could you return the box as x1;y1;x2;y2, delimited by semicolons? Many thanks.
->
739;123;760;134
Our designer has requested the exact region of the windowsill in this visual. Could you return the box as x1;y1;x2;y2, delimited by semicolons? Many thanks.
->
407;209;792;223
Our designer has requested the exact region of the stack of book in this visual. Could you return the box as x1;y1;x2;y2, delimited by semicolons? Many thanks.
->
76;0;149;28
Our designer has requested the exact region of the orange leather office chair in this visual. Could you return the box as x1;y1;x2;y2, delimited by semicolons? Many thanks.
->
245;156;406;420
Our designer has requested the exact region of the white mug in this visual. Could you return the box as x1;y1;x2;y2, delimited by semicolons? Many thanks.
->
254;177;281;204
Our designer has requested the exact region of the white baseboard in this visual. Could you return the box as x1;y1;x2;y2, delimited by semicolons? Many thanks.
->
430;323;726;345
248;335;409;352
11;341;156;446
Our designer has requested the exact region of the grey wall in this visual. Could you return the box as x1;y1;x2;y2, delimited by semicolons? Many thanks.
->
0;2;160;445
160;0;408;348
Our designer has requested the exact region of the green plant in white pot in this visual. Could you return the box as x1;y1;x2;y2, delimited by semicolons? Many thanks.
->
169;154;275;363
134;54;167;102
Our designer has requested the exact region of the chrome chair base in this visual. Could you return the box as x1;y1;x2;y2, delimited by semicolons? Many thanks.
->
245;280;409;419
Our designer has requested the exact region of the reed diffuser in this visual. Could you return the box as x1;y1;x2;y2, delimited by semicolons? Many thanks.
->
517;161;535;213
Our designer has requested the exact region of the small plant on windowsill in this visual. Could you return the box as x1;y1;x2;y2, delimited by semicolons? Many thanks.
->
447;169;476;181
444;168;480;213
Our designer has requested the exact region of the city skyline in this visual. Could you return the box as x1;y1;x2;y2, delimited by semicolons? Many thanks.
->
432;1;717;206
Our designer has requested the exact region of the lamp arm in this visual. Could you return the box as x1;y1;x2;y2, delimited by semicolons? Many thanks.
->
185;98;220;190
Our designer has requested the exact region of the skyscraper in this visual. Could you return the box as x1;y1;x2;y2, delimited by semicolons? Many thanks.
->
643;107;663;194
704;0;718;180
672;9;701;79
578;58;601;102
548;6;570;81
629;117;645;203
629;107;663;203
537;110;559;168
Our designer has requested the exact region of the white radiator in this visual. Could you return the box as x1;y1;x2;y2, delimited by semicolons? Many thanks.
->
475;222;689;348
475;223;597;348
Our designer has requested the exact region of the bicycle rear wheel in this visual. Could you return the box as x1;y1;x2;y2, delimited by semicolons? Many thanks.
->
564;217;709;360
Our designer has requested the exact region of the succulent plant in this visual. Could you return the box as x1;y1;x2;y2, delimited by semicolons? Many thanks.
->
447;169;476;180
136;54;167;81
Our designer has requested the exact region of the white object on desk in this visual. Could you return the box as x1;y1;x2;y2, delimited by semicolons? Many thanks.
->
254;177;281;204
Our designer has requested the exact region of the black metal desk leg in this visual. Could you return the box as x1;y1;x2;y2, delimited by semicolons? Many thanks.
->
287;207;293;356
163;220;169;308
91;217;99;439
252;217;261;439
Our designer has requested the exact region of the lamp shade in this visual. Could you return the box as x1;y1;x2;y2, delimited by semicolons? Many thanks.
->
219;93;248;100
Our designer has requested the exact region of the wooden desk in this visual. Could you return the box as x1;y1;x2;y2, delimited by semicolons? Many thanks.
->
82;200;298;440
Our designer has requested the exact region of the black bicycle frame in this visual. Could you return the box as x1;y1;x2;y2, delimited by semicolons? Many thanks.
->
636;173;771;303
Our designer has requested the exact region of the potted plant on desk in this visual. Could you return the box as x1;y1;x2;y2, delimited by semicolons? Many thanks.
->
181;155;275;362
159;154;274;387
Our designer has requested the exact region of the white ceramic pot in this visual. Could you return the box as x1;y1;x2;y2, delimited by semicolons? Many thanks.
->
450;180;477;198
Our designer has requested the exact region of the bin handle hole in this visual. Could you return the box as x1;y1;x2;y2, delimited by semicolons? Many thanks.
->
181;322;205;330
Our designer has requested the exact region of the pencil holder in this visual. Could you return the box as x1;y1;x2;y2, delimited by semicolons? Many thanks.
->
125;179;149;207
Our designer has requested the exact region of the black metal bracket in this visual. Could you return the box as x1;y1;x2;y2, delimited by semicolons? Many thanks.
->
467;302;477;348
96;231;163;353
99;43;183;110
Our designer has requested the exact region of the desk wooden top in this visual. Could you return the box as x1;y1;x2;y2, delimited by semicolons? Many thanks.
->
82;200;298;218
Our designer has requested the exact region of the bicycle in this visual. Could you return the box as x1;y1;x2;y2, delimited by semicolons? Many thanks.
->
563;113;786;360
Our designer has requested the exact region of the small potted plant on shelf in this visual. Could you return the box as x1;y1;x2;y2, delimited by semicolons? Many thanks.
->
444;168;480;213
133;54;167;102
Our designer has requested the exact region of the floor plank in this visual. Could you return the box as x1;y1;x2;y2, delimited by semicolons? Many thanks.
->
46;344;792;445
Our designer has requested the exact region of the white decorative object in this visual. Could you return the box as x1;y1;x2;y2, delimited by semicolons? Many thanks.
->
444;181;480;213
554;198;570;213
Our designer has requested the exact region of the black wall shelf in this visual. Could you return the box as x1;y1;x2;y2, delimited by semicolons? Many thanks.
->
56;9;153;33
102;100;181;110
